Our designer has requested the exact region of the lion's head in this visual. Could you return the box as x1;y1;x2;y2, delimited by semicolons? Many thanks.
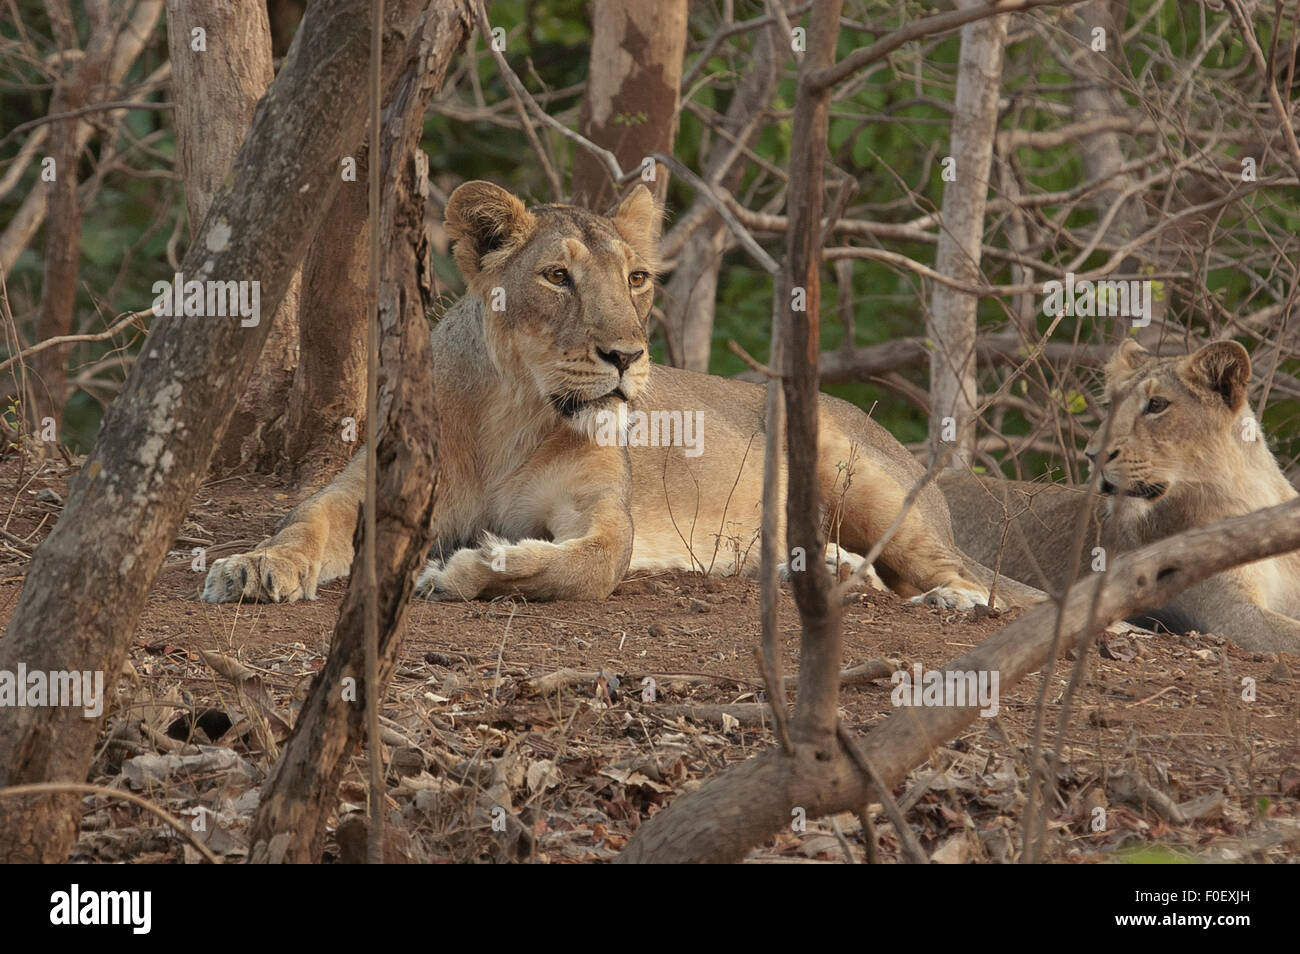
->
443;180;659;436
1086;339;1256;511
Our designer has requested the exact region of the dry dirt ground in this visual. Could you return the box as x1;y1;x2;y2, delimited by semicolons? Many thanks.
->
1;455;1297;864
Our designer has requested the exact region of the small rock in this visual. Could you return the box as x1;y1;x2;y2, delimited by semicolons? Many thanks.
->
35;488;62;505
1266;662;1292;684
390;746;425;778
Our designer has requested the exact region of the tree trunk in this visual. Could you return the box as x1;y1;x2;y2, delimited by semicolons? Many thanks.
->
274;145;370;486
779;0;844;746
925;0;1008;470
249;1;462;862
660;17;780;371
0;0;471;864
29;1;117;430
571;0;688;209
622;0;850;864
165;0;301;474
619;0;851;862
619;494;1300;862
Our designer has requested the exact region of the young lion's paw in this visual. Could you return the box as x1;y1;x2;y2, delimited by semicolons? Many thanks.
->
202;547;318;603
414;558;478;601
413;560;453;600
415;544;496;601
911;583;988;611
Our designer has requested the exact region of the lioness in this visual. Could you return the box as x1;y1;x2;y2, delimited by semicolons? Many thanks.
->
940;339;1300;653
203;181;1037;609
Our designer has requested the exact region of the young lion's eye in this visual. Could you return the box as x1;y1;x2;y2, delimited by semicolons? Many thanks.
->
1145;396;1169;414
628;270;649;289
542;267;570;286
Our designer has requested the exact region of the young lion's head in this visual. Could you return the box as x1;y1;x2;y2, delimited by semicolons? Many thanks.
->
444;180;659;436
1086;339;1259;519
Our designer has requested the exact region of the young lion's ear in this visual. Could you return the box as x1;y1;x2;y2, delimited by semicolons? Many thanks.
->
610;184;661;265
1184;340;1251;411
1104;338;1151;387
445;181;537;281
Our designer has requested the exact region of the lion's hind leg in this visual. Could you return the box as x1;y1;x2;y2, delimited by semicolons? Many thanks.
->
777;544;886;592
819;445;995;609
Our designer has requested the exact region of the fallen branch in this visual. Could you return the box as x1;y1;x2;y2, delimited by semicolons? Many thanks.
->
618;496;1300;862
655;703;771;728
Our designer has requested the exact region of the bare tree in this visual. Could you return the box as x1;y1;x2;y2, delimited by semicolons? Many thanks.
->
249;0;464;860
0;1;165;280
275;152;370;484
571;0;689;209
165;0;301;473
620;0;848;864
0;0;470;864
925;0;1009;469
660;13;781;370
28;2;142;429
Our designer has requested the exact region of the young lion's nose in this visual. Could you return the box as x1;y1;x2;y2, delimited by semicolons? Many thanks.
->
1084;447;1119;463
597;347;644;373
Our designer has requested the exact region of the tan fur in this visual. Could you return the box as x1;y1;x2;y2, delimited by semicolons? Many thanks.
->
203;182;1040;610
940;339;1300;653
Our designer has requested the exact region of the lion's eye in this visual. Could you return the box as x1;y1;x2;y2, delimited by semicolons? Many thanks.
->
628;270;649;289
1145;396;1169;414
542;267;570;286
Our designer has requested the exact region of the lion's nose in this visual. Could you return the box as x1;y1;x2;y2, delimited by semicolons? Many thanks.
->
1084;448;1119;463
597;347;644;373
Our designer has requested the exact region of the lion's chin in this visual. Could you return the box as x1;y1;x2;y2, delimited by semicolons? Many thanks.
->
550;391;631;440
550;387;627;415
1102;477;1168;501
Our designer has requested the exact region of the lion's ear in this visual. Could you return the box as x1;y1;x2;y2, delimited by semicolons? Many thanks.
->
1184;340;1251;411
610;185;661;264
1104;338;1151;387
445;181;537;281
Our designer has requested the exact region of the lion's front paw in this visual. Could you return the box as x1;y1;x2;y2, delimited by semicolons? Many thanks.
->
202;547;319;603
911;583;988;611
